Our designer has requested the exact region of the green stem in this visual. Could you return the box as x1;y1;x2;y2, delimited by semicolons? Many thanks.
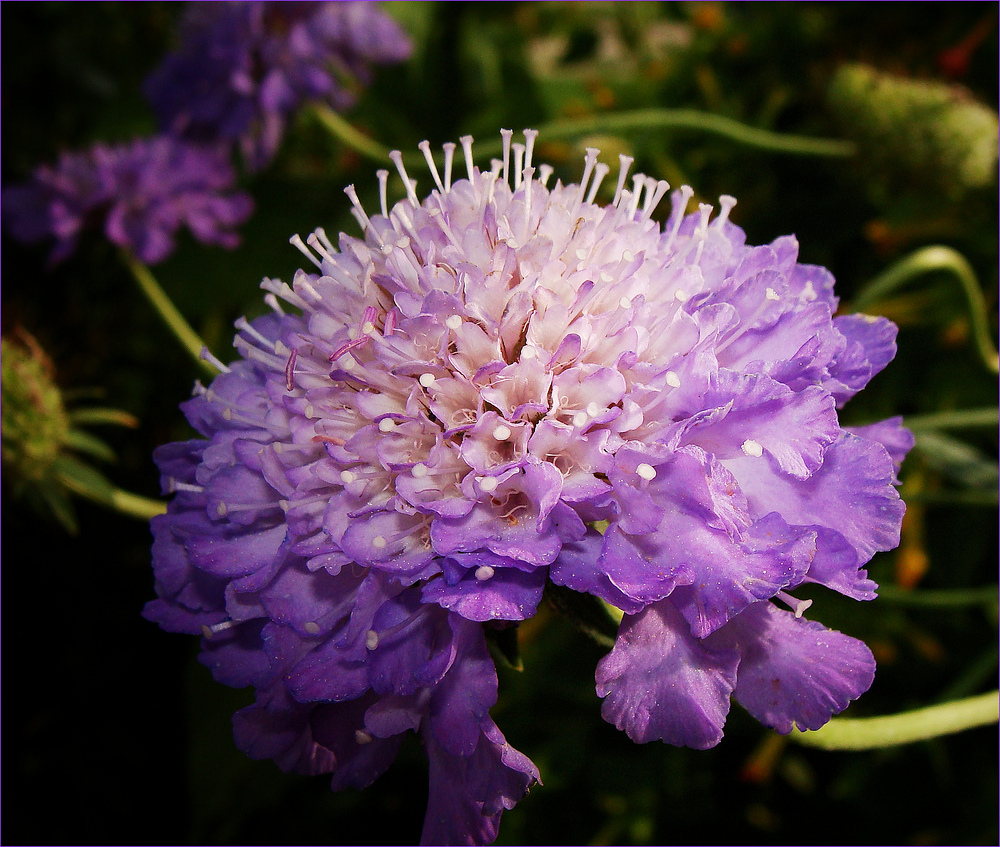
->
487;110;857;159
312;105;856;169
877;584;998;608
311;105;402;165
904;406;999;431
120;249;216;377
850;246;999;375
792;690;999;750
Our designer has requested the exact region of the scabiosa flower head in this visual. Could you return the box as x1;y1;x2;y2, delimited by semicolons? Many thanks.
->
146;131;911;843
1;136;253;265
144;1;412;171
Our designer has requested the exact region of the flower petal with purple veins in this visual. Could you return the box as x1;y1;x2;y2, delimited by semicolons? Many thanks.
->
705;601;876;733
596;600;740;748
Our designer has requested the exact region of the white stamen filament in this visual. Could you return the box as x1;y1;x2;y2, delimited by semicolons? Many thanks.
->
586;162;611;204
500;128;513;185
199;347;231;374
460;135;476;182
442;142;456;191
376;169;389;217
419;140;445;193
613;154;634;207
288;233;321;268
389;150;420;207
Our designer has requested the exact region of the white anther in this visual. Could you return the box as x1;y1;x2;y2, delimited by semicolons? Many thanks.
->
622;250;634;262
340;470;357;484
303;621;321;635
572;411;589;428
303;403;315;418
492;424;512;441
520;346;537;360
586;402;602;418
666;371;681;388
361;320;376;335
741;439;764;458
479;476;499;493
378;418;397;433
372;535;388;549
636;463;657;481
475;565;496;581
216;502;228;517
446;314;463;330
619;296;632;309
765;287;780;301
341;356;356;370
419;373;436;388
355;730;373;745
674;289;689;302
575;248;588;261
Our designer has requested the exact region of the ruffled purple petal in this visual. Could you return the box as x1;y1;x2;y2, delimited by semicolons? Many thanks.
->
595;600;740;749
705;601;876;732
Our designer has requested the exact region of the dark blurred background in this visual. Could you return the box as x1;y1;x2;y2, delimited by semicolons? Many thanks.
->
2;3;997;844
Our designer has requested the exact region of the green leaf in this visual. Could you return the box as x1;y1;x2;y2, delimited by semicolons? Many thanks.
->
64;428;117;463
67;406;139;428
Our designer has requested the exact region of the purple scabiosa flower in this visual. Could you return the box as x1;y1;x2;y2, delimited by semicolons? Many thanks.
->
1;136;253;265
146;131;910;843
144;1;412;171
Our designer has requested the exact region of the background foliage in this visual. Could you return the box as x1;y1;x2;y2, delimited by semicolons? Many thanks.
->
3;3;997;845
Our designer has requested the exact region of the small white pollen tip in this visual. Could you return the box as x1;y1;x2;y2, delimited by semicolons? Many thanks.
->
741;439;764;458
636;463;657;481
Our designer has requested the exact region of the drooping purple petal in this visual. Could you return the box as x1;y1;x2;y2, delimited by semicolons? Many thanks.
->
705;601;876;733
596;599;740;749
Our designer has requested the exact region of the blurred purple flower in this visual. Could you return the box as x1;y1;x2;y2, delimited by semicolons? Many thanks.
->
146;132;909;843
2;136;253;265
144;1;412;171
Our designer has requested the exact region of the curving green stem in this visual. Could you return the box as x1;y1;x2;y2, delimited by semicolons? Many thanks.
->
850;246;999;375
876;584;999;608
792;690;999;750
119;249;217;377
904;406;999;431
312;104;856;169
